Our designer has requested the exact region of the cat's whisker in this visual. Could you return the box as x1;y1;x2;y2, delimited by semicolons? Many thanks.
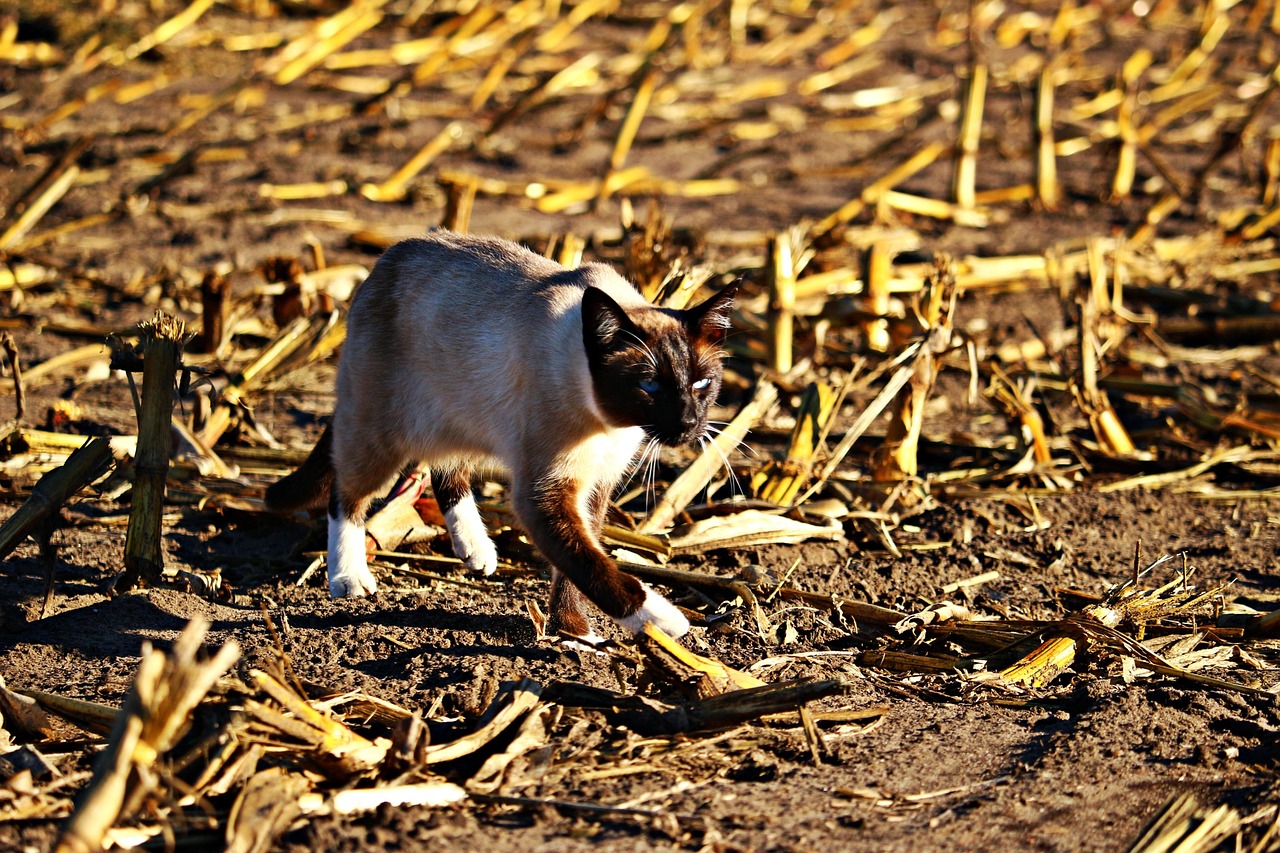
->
621;435;660;495
704;424;761;460
644;439;661;513
703;430;746;500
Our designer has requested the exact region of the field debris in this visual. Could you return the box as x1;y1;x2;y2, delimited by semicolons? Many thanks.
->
1;619;847;849
3;0;1280;848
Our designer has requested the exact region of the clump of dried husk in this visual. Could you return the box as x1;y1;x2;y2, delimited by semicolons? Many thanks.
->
999;555;1237;690
1129;792;1241;853
54;619;239;853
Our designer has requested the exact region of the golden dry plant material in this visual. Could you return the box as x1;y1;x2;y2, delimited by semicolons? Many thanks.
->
643;624;838;711
1112;49;1152;200
1034;56;1059;210
197;271;230;356
767;231;797;374
244;669;389;777
1001;559;1234;690
985;368;1052;466
872;259;957;489
360;121;465;203
0;162;80;251
864;240;894;352
264;0;389;86
751;380;837;506
951;17;987;211
598;68;660;203
54;620;240;853
118;313;187;592
442;176;479;232
810;142;947;245
1075;279;1136;457
196;312;338;448
1128;793;1241;853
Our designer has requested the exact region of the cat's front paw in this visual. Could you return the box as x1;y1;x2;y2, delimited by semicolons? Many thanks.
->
328;563;378;598
615;585;690;638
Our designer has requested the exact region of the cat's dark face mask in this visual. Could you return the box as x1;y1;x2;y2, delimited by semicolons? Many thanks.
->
582;283;737;446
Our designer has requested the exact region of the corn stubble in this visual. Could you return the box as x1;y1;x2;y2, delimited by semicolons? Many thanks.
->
1;0;1279;850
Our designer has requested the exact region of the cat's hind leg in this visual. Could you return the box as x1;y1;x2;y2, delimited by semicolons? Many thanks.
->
431;464;498;576
328;440;406;598
547;567;603;642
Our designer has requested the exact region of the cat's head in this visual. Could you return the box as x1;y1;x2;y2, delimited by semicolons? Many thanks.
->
582;282;738;446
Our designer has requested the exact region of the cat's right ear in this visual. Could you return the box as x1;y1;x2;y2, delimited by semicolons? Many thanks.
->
686;279;739;344
582;287;635;353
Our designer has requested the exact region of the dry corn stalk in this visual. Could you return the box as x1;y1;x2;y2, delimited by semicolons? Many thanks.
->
1112;50;1151;199
1034;55;1059;210
985;368;1052;465
810;142;947;245
196;312;338;448
598;68;659;204
441;175;478;232
767;231;797;374
1076;281;1135;457
793;343;923;506
0;437;113;562
119;313;186;592
244;668;388;776
871;258;956;490
951;21;987;210
55;620;240;853
360;121;464;202
1128;792;1240;853
641;623;766;698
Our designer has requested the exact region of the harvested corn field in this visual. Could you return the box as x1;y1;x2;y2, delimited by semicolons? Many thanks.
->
2;1;1280;850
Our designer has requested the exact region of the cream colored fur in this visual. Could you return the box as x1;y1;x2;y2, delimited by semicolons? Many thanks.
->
327;231;683;635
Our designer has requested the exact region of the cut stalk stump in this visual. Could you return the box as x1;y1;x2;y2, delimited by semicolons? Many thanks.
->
115;312;187;594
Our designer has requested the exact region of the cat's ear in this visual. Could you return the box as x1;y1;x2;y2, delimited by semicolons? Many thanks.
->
686;280;738;344
582;287;635;353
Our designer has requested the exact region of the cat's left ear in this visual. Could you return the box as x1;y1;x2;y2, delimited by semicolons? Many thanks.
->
685;280;739;344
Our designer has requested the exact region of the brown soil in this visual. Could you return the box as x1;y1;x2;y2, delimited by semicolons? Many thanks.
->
2;2;1280;851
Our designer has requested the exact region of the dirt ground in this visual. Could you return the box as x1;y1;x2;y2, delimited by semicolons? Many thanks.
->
2;1;1280;851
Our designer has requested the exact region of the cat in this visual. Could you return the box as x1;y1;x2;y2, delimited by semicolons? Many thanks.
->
266;230;737;640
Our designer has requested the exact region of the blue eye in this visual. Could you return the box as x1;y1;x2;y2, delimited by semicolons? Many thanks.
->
639;378;661;394
692;377;711;390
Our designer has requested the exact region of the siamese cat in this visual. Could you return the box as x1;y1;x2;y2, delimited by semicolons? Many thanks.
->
266;231;737;640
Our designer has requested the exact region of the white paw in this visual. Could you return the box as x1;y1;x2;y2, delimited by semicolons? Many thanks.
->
445;495;499;575
328;512;376;598
615;585;690;638
558;630;609;656
328;563;378;598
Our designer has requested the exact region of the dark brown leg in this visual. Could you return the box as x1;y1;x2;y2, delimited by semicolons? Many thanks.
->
516;474;687;637
546;483;611;637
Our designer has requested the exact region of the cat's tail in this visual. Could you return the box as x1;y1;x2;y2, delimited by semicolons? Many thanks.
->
264;424;334;513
